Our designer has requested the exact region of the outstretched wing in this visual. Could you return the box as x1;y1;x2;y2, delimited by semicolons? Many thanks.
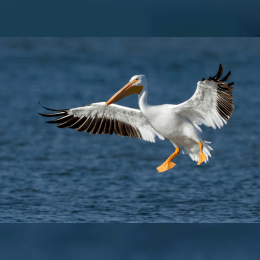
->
38;102;164;143
174;64;234;131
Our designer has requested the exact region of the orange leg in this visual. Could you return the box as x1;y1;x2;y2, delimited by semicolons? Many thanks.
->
157;147;180;173
197;142;207;165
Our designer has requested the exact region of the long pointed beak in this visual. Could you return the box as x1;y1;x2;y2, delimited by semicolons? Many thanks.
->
105;81;135;106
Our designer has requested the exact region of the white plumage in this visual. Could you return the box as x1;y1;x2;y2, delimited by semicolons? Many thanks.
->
39;64;234;172
67;103;165;143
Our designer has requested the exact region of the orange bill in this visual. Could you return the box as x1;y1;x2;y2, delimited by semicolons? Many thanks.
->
106;79;143;106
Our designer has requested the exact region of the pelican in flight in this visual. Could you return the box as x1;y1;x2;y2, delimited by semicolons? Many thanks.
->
39;64;234;172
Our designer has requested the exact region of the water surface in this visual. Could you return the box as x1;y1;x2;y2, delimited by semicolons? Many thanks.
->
0;38;259;222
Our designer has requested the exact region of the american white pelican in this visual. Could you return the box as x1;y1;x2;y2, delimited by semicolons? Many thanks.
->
39;64;234;172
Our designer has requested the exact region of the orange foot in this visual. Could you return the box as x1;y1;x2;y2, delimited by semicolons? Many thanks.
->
157;160;176;173
197;142;207;165
197;152;207;165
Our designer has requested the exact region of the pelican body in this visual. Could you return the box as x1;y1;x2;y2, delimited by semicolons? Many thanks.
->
39;64;234;172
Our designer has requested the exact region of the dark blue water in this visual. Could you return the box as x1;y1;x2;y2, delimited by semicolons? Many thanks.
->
1;224;260;259
0;38;260;222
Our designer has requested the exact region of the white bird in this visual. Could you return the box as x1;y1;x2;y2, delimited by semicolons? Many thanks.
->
39;64;234;172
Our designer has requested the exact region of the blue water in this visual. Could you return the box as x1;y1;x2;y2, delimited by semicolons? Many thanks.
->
1;224;260;260
0;38;260;222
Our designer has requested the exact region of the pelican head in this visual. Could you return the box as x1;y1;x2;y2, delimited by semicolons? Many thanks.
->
106;75;146;106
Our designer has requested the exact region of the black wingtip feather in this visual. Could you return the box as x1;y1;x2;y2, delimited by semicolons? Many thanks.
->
202;65;232;84
39;102;67;112
219;71;231;82
57;116;78;128
38;112;66;117
46;115;73;124
212;64;223;80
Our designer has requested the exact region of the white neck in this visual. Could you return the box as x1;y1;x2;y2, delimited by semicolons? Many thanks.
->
138;88;149;113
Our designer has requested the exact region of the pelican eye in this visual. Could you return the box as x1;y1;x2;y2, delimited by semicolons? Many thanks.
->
133;78;138;83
